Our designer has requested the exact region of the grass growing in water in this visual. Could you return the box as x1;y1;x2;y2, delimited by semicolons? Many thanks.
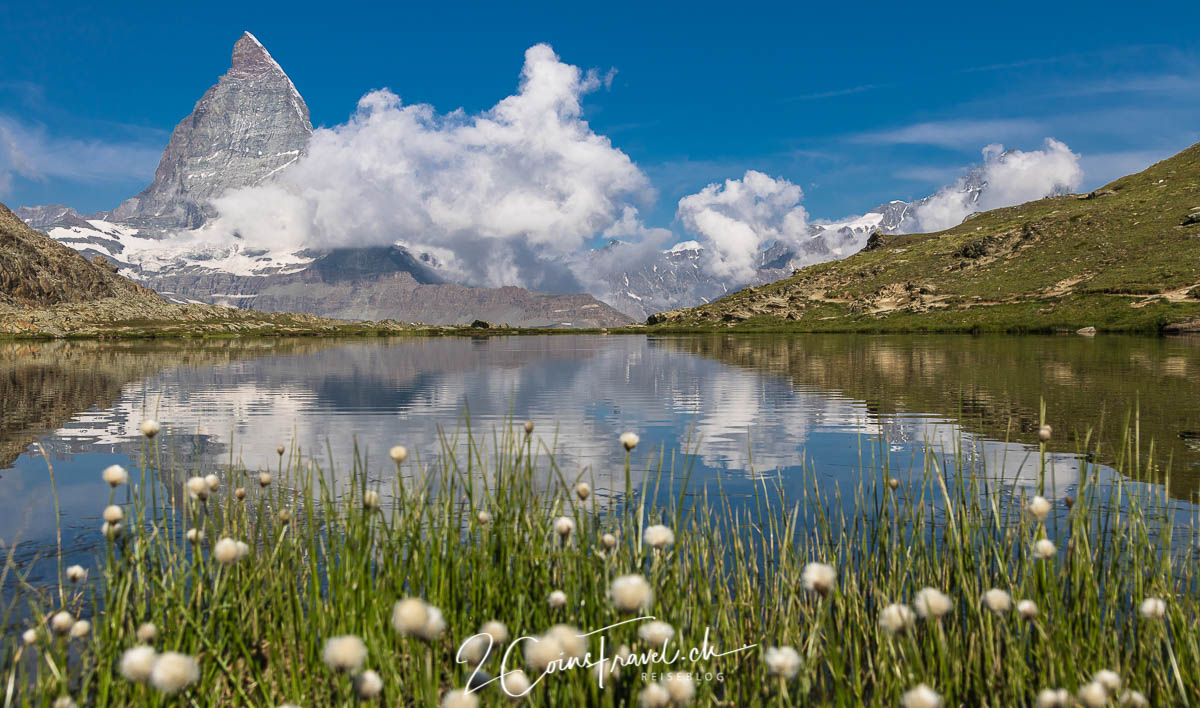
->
3;415;1199;706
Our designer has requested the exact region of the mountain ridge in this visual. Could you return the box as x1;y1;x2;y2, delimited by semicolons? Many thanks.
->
646;142;1200;333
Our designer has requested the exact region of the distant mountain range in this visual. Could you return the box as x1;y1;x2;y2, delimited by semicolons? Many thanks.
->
14;31;998;326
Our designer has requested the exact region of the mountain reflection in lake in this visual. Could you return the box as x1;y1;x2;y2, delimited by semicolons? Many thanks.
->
2;334;1198;581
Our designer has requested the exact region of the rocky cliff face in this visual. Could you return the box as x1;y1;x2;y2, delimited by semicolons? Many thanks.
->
0;201;160;308
109;32;312;230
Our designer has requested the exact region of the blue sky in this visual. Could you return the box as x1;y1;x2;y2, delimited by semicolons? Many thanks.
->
2;0;1199;227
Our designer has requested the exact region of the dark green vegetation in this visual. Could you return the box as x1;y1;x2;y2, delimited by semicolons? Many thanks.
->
648;142;1200;333
4;419;1199;705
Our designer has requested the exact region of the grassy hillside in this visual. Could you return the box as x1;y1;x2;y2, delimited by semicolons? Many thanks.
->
648;142;1200;333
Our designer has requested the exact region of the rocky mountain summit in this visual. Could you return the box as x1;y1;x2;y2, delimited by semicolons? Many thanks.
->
109;32;313;230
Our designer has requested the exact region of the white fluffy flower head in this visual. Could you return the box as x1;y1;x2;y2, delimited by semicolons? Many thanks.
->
322;635;367;673
801;562;836;596
150;652;199;694
610;574;654;613
914;588;954;620
982;588;1012;614
901;683;943;708
102;464;128;487
879;603;916;635
764;645;801;678
620;432;639;451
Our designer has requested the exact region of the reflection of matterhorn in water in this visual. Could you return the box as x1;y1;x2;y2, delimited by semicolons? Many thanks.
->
21;337;1103;506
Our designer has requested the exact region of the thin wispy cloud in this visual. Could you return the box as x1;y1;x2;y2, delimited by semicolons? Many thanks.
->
786;83;885;101
846;118;1045;149
0;114;161;196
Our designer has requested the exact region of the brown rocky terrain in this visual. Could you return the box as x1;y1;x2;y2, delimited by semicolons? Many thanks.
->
0;201;409;338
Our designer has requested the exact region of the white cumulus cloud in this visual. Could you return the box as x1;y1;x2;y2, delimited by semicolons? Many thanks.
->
200;44;650;291
907;138;1084;233
675;170;809;283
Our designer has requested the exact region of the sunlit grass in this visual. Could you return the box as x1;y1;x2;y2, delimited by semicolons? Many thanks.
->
2;413;1199;706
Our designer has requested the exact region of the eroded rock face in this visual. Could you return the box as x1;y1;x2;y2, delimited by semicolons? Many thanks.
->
109;32;312;230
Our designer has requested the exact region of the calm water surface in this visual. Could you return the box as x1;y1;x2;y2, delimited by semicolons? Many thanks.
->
3;334;1200;583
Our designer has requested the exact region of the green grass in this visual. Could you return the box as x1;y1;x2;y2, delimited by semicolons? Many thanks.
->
3;414;1199;706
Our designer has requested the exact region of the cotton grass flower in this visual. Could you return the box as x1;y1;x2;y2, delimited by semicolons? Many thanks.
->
277;509;292;523
1120;690;1149;707
185;528;202;544
524;634;564;672
150;652;199;694
102;464;128;487
914;588;954;620
459;634;492;665
764;646;801;679
101;521;123;539
1027;495;1052;522
69;620;91;639
259;472;272;487
1077;682;1109;708
663;673;696;704
643;525;675;550
547;624;586;659
611;574;654;613
1093;669;1122;693
1017;600;1038;619
66;565;87;583
276;445;286;456
139;419;160;438
441;689;479;708
137;623;158;643
363;490;381;510
212;537;249;565
120;646;157;682
1033;538;1057;559
322;635;367;673
524;420;535;435
601;533;617;549
22;629;37;645
501;669;531;697
234;487;246;500
878;603;916;635
639;682;670;708
205;474;219;491
638;621;674;648
1039;424;1053;442
620;432;639;451
186;476;209;501
477;510;492;525
392;598;428;636
103;505;123;523
52;697;76;708
553;516;575;540
353;670;383;699
982;588;1012;614
50;611;74;635
801;562;836;597
1139;597;1166;620
389;445;408;463
480;620;509;644
1035;688;1071;708
576;482;591;501
901;683;942;708
548;590;567;609
391;598;444;640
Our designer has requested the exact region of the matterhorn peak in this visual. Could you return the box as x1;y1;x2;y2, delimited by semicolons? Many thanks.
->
108;30;313;230
231;31;287;77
